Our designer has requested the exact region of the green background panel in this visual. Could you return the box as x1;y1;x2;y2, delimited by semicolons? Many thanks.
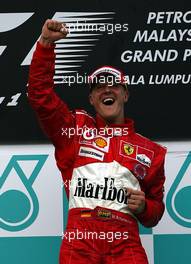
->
63;187;69;230
139;223;152;234
0;236;62;264
154;234;191;264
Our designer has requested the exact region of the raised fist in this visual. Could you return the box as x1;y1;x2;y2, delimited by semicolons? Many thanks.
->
39;19;68;46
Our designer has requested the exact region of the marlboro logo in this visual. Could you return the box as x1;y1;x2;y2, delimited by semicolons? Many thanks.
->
74;177;128;205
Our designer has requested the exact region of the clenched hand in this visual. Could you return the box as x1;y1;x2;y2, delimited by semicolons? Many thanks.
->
39;19;68;47
127;188;146;214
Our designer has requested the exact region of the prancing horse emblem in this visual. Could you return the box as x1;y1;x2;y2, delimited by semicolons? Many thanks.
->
124;144;134;155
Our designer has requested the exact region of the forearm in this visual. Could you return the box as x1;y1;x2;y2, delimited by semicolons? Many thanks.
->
28;42;61;117
28;19;68;118
136;198;164;227
39;35;55;47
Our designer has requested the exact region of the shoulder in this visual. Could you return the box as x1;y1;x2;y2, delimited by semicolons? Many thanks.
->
135;132;166;150
74;109;96;126
133;132;167;162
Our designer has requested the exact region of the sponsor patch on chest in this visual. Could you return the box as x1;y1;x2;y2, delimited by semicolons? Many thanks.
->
120;140;154;167
78;146;104;161
79;134;110;153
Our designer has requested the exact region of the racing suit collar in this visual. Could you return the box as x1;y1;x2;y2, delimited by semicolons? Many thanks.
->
95;114;135;136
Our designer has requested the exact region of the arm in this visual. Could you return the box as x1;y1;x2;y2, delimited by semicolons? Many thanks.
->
127;151;166;228
135;159;166;227
28;20;73;142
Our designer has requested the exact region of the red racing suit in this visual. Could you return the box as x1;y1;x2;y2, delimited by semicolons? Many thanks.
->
28;42;167;264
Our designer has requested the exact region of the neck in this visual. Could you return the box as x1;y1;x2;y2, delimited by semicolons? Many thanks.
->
99;114;125;125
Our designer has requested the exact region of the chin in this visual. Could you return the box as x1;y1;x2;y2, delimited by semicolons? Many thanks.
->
101;113;117;123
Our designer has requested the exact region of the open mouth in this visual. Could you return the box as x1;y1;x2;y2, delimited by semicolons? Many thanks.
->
102;98;115;106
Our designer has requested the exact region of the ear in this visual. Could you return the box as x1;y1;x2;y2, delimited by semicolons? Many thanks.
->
89;93;94;105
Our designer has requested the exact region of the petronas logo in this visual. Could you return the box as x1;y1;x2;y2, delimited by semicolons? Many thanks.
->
167;152;191;228
0;155;48;231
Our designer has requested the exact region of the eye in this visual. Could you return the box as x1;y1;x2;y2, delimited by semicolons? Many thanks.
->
92;84;106;91
96;84;104;89
112;83;120;88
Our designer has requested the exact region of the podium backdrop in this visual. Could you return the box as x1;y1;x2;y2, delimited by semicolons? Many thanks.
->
0;1;191;264
0;0;191;142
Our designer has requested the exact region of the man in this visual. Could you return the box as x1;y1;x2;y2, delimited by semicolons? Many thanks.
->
28;19;166;264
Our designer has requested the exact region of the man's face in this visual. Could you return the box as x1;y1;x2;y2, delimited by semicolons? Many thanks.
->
89;83;128;124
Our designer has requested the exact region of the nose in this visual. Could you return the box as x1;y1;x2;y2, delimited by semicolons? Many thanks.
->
104;84;112;92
